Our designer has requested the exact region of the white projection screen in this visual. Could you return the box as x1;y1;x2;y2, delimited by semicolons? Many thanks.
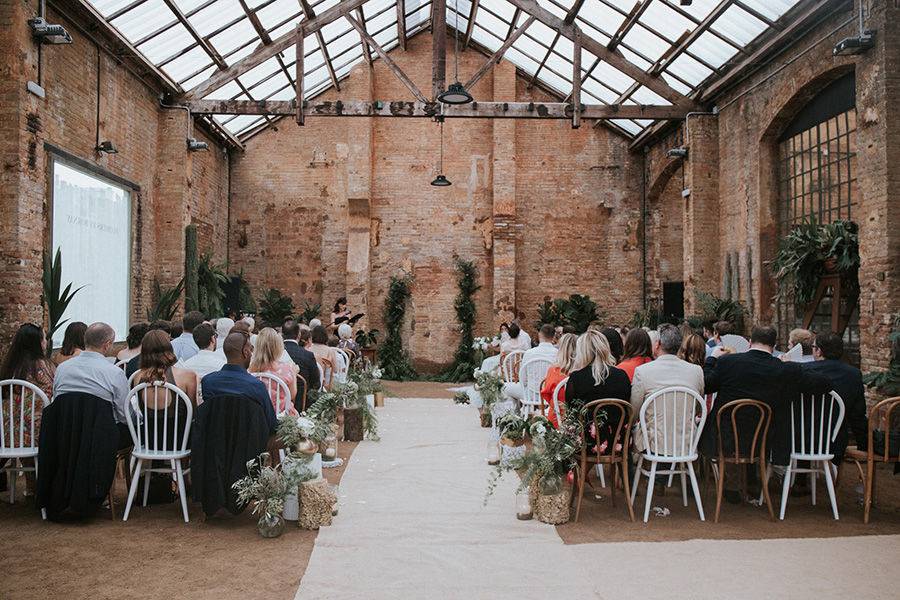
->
51;159;132;343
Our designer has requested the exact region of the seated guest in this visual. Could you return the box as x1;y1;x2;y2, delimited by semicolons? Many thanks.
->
181;323;226;379
564;330;631;447
630;324;704;453
647;329;660;354
54;321;87;365
310;324;338;376
215;317;235;350
282;321;321;393
250;328;299;416
1;323;56;450
337;323;360;357
125;321;173;377
541;333;577;427
480;323;511;373
214;321;252;360
703;320;716;349
503;324;558;401
600;328;624;364
500;322;531;355
309;318;323;330
117;322;149;363
678;333;707;367
705;320;734;358
52;322;131;449
802;332;868;462
785;328;816;362
133;330;198;405
171;311;205;362
702;325;830;500
616;328;654;382
201;332;276;433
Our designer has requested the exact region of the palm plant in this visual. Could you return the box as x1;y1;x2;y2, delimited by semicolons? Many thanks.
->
258;288;295;326
695;290;746;332
146;278;184;321
196;253;228;317
299;300;321;324
42;249;84;355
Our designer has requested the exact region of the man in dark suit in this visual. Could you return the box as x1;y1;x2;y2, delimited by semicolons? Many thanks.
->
802;332;868;463
702;325;830;501
282;319;320;394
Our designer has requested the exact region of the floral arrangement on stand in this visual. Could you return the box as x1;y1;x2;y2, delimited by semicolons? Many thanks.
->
233;452;306;538
473;368;504;427
496;412;528;447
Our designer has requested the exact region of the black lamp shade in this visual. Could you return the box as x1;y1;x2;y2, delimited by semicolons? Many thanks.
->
438;82;473;105
430;174;452;187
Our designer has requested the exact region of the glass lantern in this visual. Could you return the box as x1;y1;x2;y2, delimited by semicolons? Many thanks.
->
516;488;533;520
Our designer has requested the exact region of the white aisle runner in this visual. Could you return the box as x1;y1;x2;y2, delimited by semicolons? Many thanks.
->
295;397;899;600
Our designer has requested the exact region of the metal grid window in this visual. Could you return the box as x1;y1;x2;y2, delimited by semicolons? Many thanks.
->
776;107;859;363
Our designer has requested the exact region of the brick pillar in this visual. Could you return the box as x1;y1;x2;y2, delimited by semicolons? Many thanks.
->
491;60;518;326
683;114;720;315
855;0;900;375
154;110;192;293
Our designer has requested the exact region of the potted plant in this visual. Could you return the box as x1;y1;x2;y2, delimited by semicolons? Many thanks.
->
474;369;504;428
232;453;300;538
770;218;859;306
355;328;380;363
496;412;527;447
342;374;381;442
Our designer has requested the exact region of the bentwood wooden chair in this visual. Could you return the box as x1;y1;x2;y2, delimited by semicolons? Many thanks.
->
712;399;774;522
574;398;635;522
844;396;900;523
296;374;308;411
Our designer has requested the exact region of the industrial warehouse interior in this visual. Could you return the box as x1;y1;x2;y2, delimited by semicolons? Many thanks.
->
1;0;898;598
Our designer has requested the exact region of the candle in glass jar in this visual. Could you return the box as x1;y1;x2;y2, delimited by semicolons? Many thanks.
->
325;447;337;459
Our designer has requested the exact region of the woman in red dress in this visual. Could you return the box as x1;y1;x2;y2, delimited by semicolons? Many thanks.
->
540;333;577;428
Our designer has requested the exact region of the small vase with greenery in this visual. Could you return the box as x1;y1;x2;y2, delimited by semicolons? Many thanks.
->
232;453;300;538
474;369;504;427
496;412;528;447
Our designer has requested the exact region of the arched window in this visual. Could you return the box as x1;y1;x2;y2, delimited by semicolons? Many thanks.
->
776;72;859;362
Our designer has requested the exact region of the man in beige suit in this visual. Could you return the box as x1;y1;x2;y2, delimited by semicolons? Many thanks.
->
630;324;705;453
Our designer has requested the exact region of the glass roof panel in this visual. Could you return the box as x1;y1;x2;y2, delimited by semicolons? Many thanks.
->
688;29;738;70
92;0;143;16
639;1;694;41
712;4;768;46
189;0;246;37
623;23;672;64
256;0;300;29
181;65;217;89
138;24;195;64
666;52;713;86
209;20;259;56
738;0;796;21
164;46;214;80
114;0;175;40
480;0;516;21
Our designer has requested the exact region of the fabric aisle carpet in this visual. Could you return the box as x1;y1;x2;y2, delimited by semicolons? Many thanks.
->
295;397;900;600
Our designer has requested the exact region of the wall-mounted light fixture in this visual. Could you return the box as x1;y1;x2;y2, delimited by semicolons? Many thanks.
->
96;140;118;154
187;138;209;152
28;17;72;44
666;147;688;159
834;2;875;56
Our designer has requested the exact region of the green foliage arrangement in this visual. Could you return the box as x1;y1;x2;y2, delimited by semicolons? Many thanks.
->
378;273;417;380
258;288;295;327
437;259;481;382
147;278;185;322
197;253;228;317
276;414;331;449
496;412;528;442
770;218;860;306
453;391;471;405
349;362;385;396
234;270;257;314
864;314;900;397
474;370;504;414
42;249;84;354
299;300;321;324
355;328;380;349
695;290;747;333
184;224;199;312
535;294;603;333
232;453;299;521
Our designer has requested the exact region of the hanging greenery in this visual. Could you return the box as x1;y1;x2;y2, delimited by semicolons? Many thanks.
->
197;253;229;317
436;259;480;382
258;288;295;327
184;224;199;312
147;278;184;322
378;273;417;381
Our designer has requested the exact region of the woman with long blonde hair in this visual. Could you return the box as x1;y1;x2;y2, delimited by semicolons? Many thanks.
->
250;327;299;415
540;333;577;427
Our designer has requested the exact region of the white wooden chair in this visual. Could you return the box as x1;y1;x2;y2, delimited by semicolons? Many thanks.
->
779;391;845;520
114;360;128;372
551;377;568;426
127;369;142;387
631;386;708;522
0;379;50;504
251;372;292;414
519;357;552;417
500;350;524;384
122;382;193;523
317;362;327;391
334;349;350;383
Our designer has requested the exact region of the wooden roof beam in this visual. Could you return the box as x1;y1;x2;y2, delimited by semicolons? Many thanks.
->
161;0;227;69
397;0;407;50
238;0;272;45
356;7;373;66
345;14;428;102
463;0;480;50
432;0;447;99
528;33;560;88
465;15;535;90
652;0;733;75
607;0;650;52
299;0;341;92
564;0;586;26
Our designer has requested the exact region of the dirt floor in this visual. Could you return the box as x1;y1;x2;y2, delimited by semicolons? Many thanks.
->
0;440;357;600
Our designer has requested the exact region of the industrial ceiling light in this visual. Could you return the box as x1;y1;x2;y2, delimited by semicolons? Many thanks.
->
833;1;874;56
96;140;118;154
438;0;473;105
187;138;210;152
679;0;692;6
430;119;451;187
28;17;72;44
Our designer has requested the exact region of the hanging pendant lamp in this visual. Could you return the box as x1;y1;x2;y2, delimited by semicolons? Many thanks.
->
431;119;451;187
438;0;473;105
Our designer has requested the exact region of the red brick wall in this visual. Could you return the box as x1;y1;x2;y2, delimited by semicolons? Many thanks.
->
0;0;228;345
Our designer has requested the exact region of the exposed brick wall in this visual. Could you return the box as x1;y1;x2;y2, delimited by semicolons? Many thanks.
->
0;0;228;346
230;33;644;371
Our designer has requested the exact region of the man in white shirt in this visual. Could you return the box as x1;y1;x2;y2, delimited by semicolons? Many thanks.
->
171;310;204;361
181;323;226;378
215;317;235;350
52;322;132;447
503;324;557;401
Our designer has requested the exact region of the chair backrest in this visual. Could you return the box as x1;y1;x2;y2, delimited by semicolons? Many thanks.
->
114;360;128;372
251;372;291;414
501;351;524;383
520;357;552;408
317;361;328;390
790;391;845;459
715;398;772;463
0;379;50;450
334;350;349;382
582;398;633;460
638;386;707;459
297;373;308;411
552;376;569;425
867;396;900;461
127;369;142;387
126;382;193;454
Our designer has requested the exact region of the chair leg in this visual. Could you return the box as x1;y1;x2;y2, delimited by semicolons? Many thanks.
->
680;468;688;507
574;462;587;523
779;460;794;520
863;457;874;524
142;465;151;507
175;459;189;523
687;461;705;521
811;466;817;506
715;460;726;523
760;460;775;521
123;458;143;521
609;463;617;508
9;459;16;505
822;460;839;520
631;456;643;506
597;464;606;489
643;461;658;523
108;489;116;520
620;458;635;522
